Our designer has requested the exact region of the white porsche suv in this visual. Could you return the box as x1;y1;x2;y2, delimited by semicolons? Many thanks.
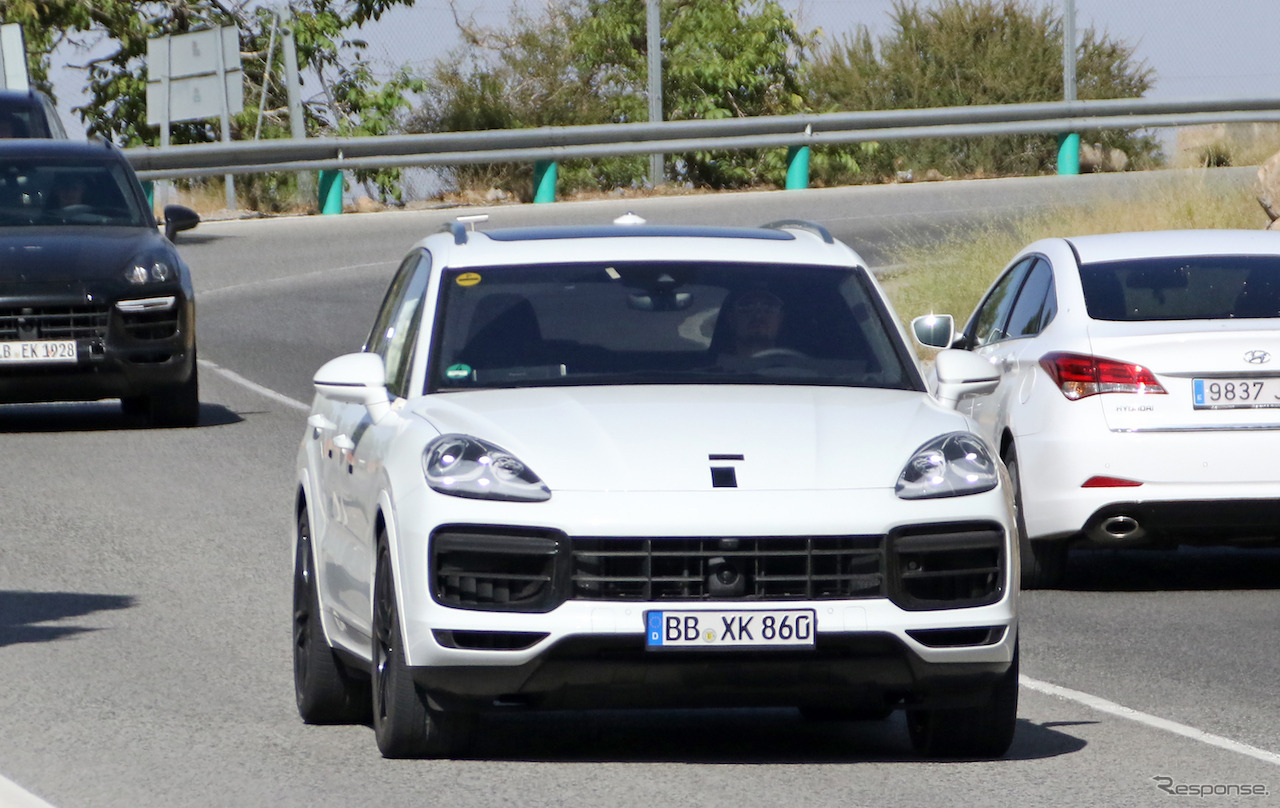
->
292;216;1020;759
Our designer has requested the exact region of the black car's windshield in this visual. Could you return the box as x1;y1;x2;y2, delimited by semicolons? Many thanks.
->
0;160;148;227
1081;256;1280;321
429;261;919;392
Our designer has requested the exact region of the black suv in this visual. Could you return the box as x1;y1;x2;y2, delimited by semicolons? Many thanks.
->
0;139;202;425
0;89;68;138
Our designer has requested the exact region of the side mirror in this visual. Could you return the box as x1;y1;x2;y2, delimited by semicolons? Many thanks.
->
911;313;955;348
314;352;392;422
163;204;200;241
933;349;999;409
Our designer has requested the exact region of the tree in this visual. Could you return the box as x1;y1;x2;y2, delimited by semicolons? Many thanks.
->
410;0;817;195
1;0;424;203
807;0;1159;179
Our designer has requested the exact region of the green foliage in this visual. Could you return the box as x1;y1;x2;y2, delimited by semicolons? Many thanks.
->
807;0;1159;180
1;0;423;203
410;0;817;194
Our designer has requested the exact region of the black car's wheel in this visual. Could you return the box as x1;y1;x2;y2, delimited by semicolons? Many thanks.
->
293;507;370;724
147;360;200;427
1004;446;1067;589
906;642;1019;759
372;538;474;759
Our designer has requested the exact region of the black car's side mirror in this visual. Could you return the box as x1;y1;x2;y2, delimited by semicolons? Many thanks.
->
163;204;200;241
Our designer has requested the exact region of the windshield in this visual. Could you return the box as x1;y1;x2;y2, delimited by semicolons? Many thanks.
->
1081;256;1280;321
0;159;148;228
428;260;920;393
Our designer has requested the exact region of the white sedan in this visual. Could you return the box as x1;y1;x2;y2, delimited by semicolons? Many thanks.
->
293;216;1019;759
914;229;1280;588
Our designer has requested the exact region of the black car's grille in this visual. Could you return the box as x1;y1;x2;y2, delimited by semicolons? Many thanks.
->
430;523;1007;614
571;536;883;601
0;304;109;340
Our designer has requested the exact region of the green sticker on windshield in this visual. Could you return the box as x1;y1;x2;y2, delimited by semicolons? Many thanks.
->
446;363;473;380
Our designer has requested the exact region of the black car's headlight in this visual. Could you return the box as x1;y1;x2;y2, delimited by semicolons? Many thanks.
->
896;432;999;499
423;434;551;502
124;254;175;285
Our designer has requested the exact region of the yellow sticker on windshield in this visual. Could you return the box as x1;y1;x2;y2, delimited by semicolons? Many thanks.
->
456;272;482;287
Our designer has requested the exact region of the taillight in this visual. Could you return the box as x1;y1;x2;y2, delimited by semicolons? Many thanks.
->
1039;351;1167;400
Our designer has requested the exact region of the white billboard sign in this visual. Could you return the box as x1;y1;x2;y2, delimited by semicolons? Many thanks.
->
146;27;243;126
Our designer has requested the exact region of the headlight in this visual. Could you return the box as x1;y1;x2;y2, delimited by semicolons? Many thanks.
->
125;258;174;285
895;432;999;499
423;434;551;502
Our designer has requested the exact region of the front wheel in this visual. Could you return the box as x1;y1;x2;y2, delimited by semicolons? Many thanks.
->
1004;447;1067;589
906;642;1019;759
372;538;474;759
146;360;200;427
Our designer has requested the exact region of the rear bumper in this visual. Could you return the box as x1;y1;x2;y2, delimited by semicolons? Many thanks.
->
1081;499;1280;547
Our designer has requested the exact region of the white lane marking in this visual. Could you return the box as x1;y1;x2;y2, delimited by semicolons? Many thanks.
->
198;260;396;299
1022;675;1280;767
199;358;309;412
0;774;59;808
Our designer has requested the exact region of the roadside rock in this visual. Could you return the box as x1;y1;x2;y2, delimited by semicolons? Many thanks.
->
1256;149;1280;222
1080;142;1128;173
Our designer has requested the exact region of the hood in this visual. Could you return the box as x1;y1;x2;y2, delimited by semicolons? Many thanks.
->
0;226;163;283
411;385;973;493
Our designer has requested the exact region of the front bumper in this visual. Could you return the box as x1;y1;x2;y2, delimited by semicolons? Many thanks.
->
0;292;195;403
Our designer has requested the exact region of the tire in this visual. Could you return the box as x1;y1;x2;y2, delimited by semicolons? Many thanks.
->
293;507;370;724
1004;447;1067;589
147;360;200;427
906;642;1019;759
372;538;474;759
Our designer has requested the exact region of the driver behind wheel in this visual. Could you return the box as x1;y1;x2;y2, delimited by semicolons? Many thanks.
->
726;289;785;357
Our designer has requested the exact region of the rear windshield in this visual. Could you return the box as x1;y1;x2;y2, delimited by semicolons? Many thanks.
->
0;159;147;228
1080;256;1280;321
428;261;920;392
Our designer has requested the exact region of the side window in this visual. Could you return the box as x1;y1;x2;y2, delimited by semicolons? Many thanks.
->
1005;259;1056;338
364;250;432;399
968;258;1034;347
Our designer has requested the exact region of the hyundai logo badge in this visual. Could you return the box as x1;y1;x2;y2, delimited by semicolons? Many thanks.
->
1244;350;1271;365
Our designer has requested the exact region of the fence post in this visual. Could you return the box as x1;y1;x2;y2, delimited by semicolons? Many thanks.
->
318;169;343;214
143;181;155;213
533;160;557;203
785;145;811;190
1057;133;1080;175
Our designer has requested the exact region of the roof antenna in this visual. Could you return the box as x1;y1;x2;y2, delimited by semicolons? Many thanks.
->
613;211;646;225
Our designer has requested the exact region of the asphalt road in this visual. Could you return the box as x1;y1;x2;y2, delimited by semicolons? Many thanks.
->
2;171;1278;808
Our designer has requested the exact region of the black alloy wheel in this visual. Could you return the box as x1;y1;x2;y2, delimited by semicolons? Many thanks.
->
906;641;1020;759
293;506;369;724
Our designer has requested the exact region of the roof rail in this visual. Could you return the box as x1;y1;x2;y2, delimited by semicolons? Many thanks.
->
761;219;834;244
443;214;490;245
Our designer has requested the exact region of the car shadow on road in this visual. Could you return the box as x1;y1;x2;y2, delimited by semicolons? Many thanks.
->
0;590;136;648
1059;546;1280;592
457;709;1087;764
0;401;243;433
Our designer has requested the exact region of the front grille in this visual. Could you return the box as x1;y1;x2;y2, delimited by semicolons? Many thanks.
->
119;309;180;340
571;536;883;601
0;304;109;340
887;525;1005;611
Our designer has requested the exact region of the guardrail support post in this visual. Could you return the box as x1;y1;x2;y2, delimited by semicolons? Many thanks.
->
786;145;811;190
143;181;154;213
1057;133;1080;175
533;160;557;203
319;169;343;214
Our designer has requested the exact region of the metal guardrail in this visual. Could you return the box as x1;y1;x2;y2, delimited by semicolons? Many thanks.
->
125;96;1280;181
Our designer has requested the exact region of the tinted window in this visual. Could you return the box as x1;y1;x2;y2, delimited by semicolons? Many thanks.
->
1081;256;1280;321
428;261;918;393
0;159;146;227
1005;259;1056;338
969;258;1033;346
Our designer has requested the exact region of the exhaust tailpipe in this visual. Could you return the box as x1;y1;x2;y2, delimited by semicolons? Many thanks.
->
1099;515;1143;540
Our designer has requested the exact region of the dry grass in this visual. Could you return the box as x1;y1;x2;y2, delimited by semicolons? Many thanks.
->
881;170;1273;328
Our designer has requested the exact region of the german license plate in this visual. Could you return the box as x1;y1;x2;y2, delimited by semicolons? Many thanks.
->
1192;378;1280;409
645;609;815;649
0;340;77;363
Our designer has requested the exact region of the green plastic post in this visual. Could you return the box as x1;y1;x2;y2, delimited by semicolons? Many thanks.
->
1057;133;1081;175
533;160;557;204
143;181;154;213
785;145;811;190
318;170;344;214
